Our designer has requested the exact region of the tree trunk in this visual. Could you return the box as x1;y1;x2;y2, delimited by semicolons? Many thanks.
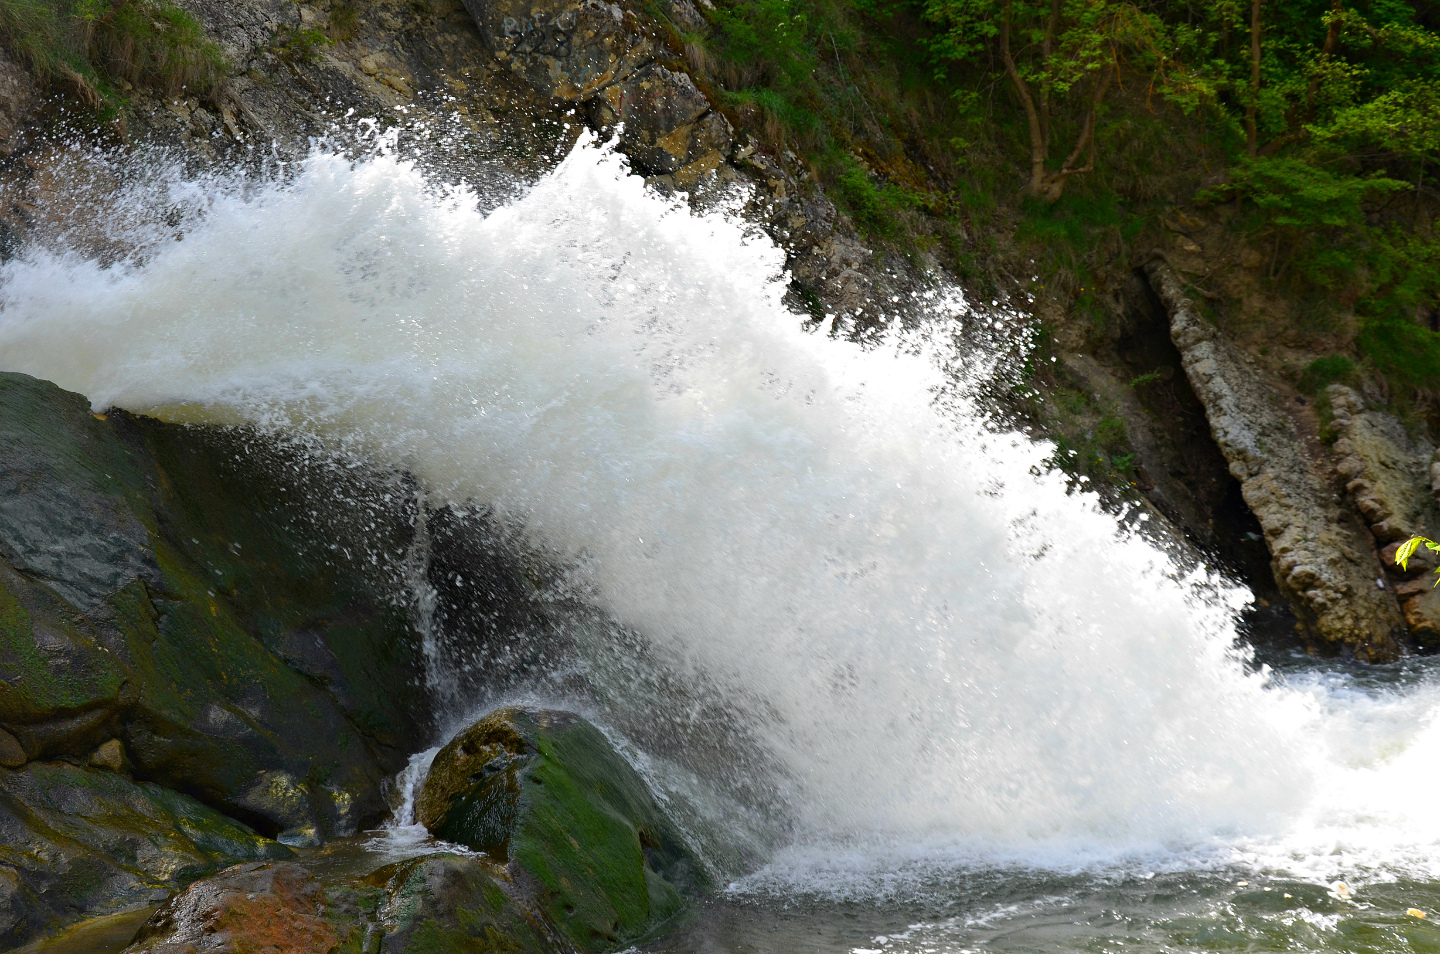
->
999;5;1050;197
1031;63;1115;202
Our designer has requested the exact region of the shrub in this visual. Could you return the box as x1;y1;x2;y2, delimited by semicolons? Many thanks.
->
1297;355;1356;395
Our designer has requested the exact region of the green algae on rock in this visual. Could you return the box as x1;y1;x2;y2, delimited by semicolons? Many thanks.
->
417;707;706;952
367;853;564;954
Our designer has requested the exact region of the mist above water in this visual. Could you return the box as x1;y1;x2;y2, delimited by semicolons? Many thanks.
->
2;132;1438;893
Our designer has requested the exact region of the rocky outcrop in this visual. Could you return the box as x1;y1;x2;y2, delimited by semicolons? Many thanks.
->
127;853;569;954
0;761;289;948
418;707;705;952
1144;261;1405;660
1328;386;1440;646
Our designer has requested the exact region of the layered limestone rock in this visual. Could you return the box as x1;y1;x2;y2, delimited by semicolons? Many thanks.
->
1144;261;1404;660
1329;386;1440;645
418;707;706;952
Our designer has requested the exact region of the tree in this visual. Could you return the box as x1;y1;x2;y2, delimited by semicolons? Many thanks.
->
920;0;1170;201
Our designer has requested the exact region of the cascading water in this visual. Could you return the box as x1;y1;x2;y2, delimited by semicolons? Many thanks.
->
5;130;1440;952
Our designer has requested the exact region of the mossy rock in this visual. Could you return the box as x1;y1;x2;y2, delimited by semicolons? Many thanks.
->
0;371;432;841
0;761;291;948
368;853;562;954
416;708;706;952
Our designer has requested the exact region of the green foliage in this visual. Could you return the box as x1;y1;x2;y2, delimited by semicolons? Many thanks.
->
1395;536;1440;587
1297;354;1356;393
1207;156;1407;229
830;154;922;236
1357;317;1440;390
271;25;333;64
0;0;224;104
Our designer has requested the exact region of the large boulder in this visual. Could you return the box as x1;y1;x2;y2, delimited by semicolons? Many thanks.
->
0;761;290;948
0;372;431;855
417;707;705;952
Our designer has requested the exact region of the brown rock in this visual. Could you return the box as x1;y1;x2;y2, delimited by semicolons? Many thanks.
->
0;49;38;157
89;738;126;772
1395;578;1436;598
1404;587;1440;647
0;727;25;768
590;65;713;174
127;862;346;954
462;0;652;99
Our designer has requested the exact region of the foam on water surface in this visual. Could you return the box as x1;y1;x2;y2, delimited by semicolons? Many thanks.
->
2;133;1439;898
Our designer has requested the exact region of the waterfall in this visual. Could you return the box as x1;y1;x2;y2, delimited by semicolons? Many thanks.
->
3;131;1440;893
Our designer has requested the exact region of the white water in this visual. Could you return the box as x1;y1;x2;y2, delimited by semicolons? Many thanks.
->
3;133;1440;894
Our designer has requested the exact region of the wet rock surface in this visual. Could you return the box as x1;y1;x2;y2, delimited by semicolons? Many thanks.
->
369;853;562;954
0;371;437;945
418;706;705;952
1145;261;1405;660
0;761;289;948
126;861;377;954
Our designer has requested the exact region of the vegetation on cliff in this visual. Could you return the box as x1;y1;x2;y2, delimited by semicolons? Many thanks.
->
0;0;222;109
675;0;1439;420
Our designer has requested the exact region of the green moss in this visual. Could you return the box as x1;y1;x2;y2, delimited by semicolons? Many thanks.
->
419;710;702;953
1358;319;1440;391
0;0;225;109
0;568;124;722
374;855;557;954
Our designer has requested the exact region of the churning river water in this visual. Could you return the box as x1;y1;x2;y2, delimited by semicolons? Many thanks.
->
4;132;1440;953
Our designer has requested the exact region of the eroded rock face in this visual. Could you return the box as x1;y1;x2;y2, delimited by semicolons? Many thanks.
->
0;49;38;158
588;65;720;174
418;707;705;952
1144;262;1405;660
0;762;289;948
463;0;653;99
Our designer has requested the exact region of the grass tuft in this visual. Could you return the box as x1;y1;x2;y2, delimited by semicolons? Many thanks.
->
0;0;224;107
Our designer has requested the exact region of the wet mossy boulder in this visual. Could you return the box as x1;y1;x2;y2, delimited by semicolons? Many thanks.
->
368;853;563;954
416;707;706;952
0;371;433;846
0;761;291;948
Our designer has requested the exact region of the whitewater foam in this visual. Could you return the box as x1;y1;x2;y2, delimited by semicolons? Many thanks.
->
2;131;1439;891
